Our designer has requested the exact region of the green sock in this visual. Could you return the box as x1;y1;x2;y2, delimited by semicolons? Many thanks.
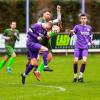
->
7;57;15;69
0;55;10;69
37;62;44;73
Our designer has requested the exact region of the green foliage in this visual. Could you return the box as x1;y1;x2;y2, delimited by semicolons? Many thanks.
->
0;0;26;32
91;1;100;31
0;0;100;32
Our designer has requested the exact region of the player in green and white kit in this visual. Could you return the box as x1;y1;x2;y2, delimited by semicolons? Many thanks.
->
0;21;19;74
37;5;61;72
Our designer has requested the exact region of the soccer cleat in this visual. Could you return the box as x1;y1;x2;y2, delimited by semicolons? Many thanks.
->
7;68;11;74
78;78;84;83
34;71;40;81
21;73;26;84
73;78;78;82
44;67;53;72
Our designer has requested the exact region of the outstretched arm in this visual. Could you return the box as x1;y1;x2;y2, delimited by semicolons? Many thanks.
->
52;5;61;24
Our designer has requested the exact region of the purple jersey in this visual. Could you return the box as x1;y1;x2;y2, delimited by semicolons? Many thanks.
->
73;24;92;49
27;23;47;44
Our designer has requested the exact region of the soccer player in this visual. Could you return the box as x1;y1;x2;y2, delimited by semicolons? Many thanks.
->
37;5;61;72
70;14;93;82
21;22;52;84
0;21;19;74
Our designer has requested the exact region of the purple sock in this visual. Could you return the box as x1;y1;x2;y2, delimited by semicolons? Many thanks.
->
26;63;29;70
43;51;48;66
34;66;38;71
25;64;33;75
80;63;86;73
74;63;78;74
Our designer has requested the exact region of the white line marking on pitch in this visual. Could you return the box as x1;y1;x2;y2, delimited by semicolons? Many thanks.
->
8;83;66;92
32;83;66;92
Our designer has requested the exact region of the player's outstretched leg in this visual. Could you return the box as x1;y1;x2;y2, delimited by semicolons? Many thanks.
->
31;59;40;81
7;57;15;74
73;63;78;82
78;63;86;82
0;55;10;69
78;56;87;83
7;52;16;74
21;64;33;84
73;57;78;82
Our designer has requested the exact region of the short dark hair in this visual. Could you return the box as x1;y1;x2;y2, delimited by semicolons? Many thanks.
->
42;9;52;14
79;13;89;19
80;14;86;17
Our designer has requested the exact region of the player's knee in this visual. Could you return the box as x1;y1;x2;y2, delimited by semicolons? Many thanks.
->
82;57;87;64
74;60;78;64
32;62;38;66
82;60;87;64
30;59;38;66
4;56;9;61
74;58;78;64
12;52;16;57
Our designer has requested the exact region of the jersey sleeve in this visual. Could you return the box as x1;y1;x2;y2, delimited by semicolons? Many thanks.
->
37;17;46;23
73;25;78;34
28;24;40;39
37;18;42;23
52;10;61;24
28;28;38;39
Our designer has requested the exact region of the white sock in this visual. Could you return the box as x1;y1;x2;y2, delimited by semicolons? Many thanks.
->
74;74;78;78
23;73;26;77
44;66;48;68
79;72;83;78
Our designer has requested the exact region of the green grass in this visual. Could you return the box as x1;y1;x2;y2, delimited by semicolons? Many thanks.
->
0;54;100;100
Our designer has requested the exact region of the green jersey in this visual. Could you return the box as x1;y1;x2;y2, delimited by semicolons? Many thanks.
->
3;29;19;48
38;17;47;23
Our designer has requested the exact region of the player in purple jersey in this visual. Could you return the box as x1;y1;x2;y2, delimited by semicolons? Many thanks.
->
21;22;52;84
70;14;93;82
25;5;61;72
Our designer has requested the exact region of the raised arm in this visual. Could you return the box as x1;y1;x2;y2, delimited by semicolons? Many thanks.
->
52;5;61;24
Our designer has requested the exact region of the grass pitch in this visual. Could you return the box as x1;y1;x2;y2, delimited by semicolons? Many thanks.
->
0;54;100;100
